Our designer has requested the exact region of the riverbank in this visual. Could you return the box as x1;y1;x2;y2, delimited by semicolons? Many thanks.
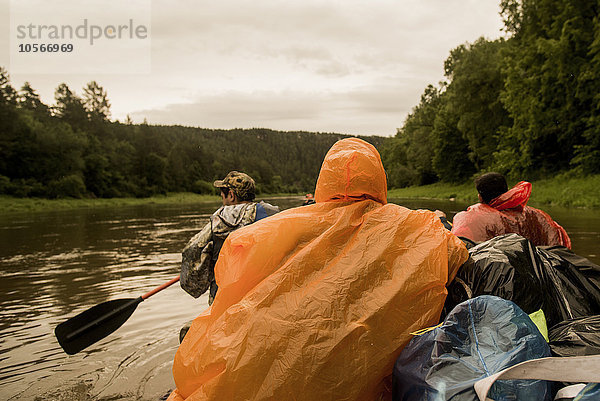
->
3;174;599;213
387;174;600;208
0;193;304;213
0;193;216;213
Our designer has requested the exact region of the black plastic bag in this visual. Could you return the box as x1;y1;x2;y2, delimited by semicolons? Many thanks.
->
393;295;551;401
549;315;600;357
540;245;600;289
447;234;600;327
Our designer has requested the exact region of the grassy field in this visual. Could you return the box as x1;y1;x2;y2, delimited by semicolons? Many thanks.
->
387;174;600;208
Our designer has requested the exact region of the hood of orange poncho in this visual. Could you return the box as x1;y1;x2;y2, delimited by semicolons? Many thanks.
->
168;138;468;401
314;138;387;204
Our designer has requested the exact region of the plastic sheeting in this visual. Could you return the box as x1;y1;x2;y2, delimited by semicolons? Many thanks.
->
574;383;600;400
451;181;571;248
446;234;600;328
550;315;600;357
167;138;469;401
529;309;549;342
393;295;552;401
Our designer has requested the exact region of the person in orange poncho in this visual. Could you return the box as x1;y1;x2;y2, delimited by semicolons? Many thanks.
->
451;172;571;248
167;138;468;401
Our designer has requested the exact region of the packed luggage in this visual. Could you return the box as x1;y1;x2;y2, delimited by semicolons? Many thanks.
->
393;296;552;400
446;233;600;327
394;234;600;400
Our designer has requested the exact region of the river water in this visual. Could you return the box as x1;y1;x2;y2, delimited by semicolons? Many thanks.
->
0;197;598;400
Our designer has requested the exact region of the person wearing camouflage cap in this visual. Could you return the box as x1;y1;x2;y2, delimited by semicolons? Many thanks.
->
179;171;279;341
213;171;256;205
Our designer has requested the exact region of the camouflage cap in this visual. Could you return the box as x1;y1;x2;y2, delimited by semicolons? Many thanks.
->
213;171;256;199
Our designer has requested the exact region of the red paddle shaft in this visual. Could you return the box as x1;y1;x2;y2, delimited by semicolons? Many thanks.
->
142;276;180;300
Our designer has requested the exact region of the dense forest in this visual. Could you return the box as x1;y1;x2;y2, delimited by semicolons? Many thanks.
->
381;0;600;187
1;0;599;199
0;71;385;198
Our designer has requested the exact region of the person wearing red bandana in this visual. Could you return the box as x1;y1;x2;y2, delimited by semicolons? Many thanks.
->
451;172;571;248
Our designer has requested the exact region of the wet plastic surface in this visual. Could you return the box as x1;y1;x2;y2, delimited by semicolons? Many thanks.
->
451;181;571;248
550;315;600;357
574;383;600;400
393;295;551;401
448;234;600;328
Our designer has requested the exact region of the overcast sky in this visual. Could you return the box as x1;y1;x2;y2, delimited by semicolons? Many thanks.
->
1;0;504;136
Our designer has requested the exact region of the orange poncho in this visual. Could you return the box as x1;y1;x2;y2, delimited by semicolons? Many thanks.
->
168;138;468;401
451;181;571;248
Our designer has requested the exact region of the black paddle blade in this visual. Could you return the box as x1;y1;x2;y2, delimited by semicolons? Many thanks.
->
55;297;143;355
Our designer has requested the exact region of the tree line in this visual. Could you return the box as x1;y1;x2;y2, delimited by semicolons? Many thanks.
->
0;70;385;198
3;0;598;199
381;0;600;187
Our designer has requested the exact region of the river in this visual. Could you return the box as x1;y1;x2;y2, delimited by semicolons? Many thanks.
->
0;197;598;400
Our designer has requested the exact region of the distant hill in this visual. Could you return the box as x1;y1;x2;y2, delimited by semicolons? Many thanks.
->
0;78;388;198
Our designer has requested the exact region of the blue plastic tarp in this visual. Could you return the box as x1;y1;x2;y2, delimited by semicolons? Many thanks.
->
393;295;552;401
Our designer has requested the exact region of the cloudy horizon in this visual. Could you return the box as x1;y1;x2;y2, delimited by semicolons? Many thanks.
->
1;0;505;136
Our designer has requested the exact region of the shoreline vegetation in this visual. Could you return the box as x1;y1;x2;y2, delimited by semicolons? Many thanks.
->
2;2;600;214
0;193;305;213
2;174;599;213
387;174;600;209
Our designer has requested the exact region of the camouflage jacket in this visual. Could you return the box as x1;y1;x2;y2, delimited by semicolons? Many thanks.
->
180;201;279;299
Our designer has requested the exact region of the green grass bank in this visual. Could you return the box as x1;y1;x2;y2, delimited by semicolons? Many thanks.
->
387;174;600;209
0;192;305;214
2;175;599;213
0;193;221;213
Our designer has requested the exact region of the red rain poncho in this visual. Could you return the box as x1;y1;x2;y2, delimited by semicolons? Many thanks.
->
168;138;468;401
451;181;571;248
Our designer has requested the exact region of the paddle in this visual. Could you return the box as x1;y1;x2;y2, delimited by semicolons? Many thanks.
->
55;275;180;355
